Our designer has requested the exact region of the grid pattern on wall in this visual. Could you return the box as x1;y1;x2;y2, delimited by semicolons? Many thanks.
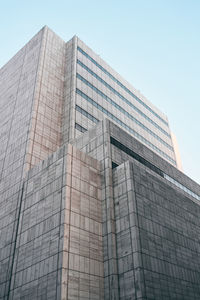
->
0;28;44;298
75;39;176;166
113;161;200;300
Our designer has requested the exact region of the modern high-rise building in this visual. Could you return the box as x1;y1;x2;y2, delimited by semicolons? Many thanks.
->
0;26;199;300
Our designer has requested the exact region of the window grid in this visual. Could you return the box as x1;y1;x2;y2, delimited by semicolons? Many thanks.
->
111;137;200;201
164;174;200;201
75;123;87;133
76;88;176;165
76;105;99;124
77;60;170;137
77;47;168;126
77;73;173;151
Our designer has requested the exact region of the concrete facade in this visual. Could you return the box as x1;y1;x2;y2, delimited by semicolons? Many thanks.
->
113;161;200;299
74;38;177;166
0;26;200;299
0;26;179;169
0;28;44;297
3;145;103;299
72;119;200;300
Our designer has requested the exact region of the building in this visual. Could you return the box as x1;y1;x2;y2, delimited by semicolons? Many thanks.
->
0;26;199;300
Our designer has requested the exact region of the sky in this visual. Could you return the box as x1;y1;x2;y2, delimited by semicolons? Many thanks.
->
0;0;199;184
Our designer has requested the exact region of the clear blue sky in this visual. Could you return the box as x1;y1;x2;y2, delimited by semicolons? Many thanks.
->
1;0;199;184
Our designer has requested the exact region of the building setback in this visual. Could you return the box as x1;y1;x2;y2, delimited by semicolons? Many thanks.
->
0;26;199;300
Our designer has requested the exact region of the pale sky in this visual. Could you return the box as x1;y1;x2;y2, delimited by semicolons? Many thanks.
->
0;0;199;184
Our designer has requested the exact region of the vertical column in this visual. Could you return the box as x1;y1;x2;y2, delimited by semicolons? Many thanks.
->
113;161;146;299
101;120;119;300
60;146;104;299
62;36;77;144
0;28;44;299
25;26;66;171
